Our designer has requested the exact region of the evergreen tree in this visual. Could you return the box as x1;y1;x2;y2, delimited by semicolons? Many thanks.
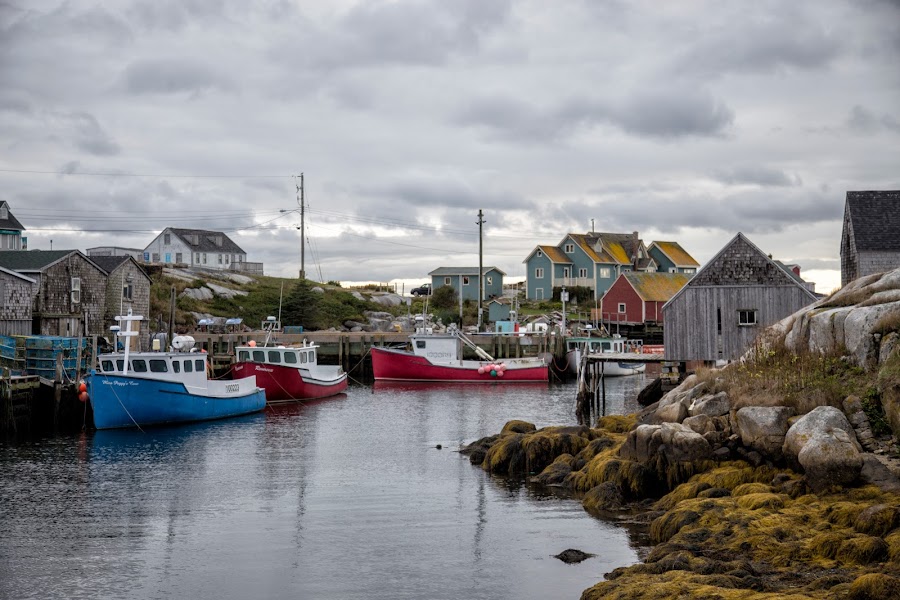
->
281;279;321;329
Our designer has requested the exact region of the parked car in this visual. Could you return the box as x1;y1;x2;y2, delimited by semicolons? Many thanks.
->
411;283;432;296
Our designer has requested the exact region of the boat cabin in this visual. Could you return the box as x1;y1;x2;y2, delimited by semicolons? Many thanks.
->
237;346;317;366
98;353;210;386
566;336;642;354
409;334;461;361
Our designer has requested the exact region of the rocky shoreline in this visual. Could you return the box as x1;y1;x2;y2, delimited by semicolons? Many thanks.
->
461;268;900;599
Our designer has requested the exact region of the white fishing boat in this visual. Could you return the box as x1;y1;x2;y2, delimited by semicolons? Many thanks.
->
565;335;646;376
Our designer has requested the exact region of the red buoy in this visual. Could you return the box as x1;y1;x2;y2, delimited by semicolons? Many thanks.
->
78;391;88;403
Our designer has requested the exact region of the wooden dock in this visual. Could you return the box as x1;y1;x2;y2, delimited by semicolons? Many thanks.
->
575;352;686;425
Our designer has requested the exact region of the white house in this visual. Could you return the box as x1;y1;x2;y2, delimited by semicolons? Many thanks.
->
142;228;251;272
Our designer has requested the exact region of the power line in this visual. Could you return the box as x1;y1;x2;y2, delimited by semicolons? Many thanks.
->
0;168;291;178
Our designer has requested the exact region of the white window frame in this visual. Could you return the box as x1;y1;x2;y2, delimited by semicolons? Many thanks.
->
444;277;451;285
71;277;81;304
738;309;758;326
164;233;170;245
462;276;470;285
486;276;493;285
564;243;575;253
599;267;611;278
563;267;570;278
536;250;543;257
618;303;626;314
684;268;696;274
535;268;544;278
579;268;588;278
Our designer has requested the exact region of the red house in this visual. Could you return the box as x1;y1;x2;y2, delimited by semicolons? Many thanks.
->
599;272;691;326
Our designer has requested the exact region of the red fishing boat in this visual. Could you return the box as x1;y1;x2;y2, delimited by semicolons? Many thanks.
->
232;341;347;402
371;329;548;382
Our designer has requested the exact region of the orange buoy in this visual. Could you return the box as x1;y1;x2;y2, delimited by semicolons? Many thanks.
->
78;382;87;393
78;391;88;403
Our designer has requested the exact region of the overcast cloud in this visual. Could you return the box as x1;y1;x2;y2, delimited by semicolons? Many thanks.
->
1;0;898;293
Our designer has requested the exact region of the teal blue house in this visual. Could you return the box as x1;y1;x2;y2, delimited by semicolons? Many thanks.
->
429;266;505;302
647;242;700;274
523;233;701;302
524;232;662;301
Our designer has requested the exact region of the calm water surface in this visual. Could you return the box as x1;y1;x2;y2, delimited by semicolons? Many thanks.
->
1;378;648;600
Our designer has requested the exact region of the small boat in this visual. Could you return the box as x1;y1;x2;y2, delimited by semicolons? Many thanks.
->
231;341;348;402
371;325;548;382
565;335;646;376
87;311;266;430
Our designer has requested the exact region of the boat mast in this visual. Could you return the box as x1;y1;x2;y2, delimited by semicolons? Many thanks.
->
477;209;485;331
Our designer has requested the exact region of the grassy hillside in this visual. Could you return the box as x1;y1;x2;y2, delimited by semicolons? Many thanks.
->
146;267;410;332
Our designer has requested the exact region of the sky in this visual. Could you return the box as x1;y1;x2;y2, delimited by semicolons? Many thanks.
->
1;0;898;295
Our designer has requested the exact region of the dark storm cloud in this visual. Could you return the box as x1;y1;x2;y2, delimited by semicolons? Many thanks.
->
66;111;120;156
674;9;842;77
122;59;235;95
269;0;511;72
712;166;801;187
353;175;530;211
455;87;734;142
847;105;900;135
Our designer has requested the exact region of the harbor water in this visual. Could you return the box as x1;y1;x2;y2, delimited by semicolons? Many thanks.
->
1;378;649;600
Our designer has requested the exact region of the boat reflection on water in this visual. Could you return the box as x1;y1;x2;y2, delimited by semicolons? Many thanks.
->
371;380;550;394
262;393;349;417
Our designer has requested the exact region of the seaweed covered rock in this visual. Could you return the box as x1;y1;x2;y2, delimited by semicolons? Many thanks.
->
620;423;712;465
482;424;593;476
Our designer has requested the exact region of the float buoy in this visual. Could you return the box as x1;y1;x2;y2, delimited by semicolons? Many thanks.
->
78;391;88;403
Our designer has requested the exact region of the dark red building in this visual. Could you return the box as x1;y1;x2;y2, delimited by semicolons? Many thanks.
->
599;272;691;326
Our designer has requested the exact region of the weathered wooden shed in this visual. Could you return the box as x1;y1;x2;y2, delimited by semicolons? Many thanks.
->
0;266;36;335
840;190;900;287
90;255;152;349
663;233;817;362
0;250;108;337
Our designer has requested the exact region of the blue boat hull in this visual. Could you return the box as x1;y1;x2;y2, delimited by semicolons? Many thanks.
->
87;374;267;430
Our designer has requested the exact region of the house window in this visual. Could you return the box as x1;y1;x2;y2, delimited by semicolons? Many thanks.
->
194;253;200;264
537;250;543;257
486;276;493;285
618;303;626;313
669;268;677;273
0;206;6;219
164;233;170;245
564;243;574;253
152;253;159;262
71;277;81;304
535;268;544;278
599;267;611;278
123;283;133;300
218;254;223;264
684;268;696;274
225;255;230;264
462;276;470;285
579;268;588;278
202;253;207;264
175;253;182;263
444;277;451;285
563;267;570;278
738;310;758;326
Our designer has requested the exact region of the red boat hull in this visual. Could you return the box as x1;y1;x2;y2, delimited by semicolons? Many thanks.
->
232;362;347;402
370;347;548;382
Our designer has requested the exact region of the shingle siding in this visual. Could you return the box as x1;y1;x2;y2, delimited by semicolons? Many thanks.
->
0;271;33;335
841;191;900;287
35;255;107;336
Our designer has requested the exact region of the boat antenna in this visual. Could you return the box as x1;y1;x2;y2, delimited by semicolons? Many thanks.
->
277;281;284;330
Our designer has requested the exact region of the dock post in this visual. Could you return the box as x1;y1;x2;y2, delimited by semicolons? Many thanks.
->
601;361;606;418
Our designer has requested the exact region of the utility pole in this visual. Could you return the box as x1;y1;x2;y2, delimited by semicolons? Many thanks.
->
295;173;305;280
477;209;485;331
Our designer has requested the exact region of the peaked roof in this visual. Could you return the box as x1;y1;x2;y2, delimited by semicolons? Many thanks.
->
168;228;246;254
89;255;151;280
664;233;818;308
622;272;692;302
846;190;900;251
0;249;83;271
650;241;700;267
0;201;25;232
538;245;571;263
567;232;642;265
429;266;507;276
0;265;35;284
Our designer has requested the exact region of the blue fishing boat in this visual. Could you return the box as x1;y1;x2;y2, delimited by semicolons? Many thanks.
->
87;311;266;430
